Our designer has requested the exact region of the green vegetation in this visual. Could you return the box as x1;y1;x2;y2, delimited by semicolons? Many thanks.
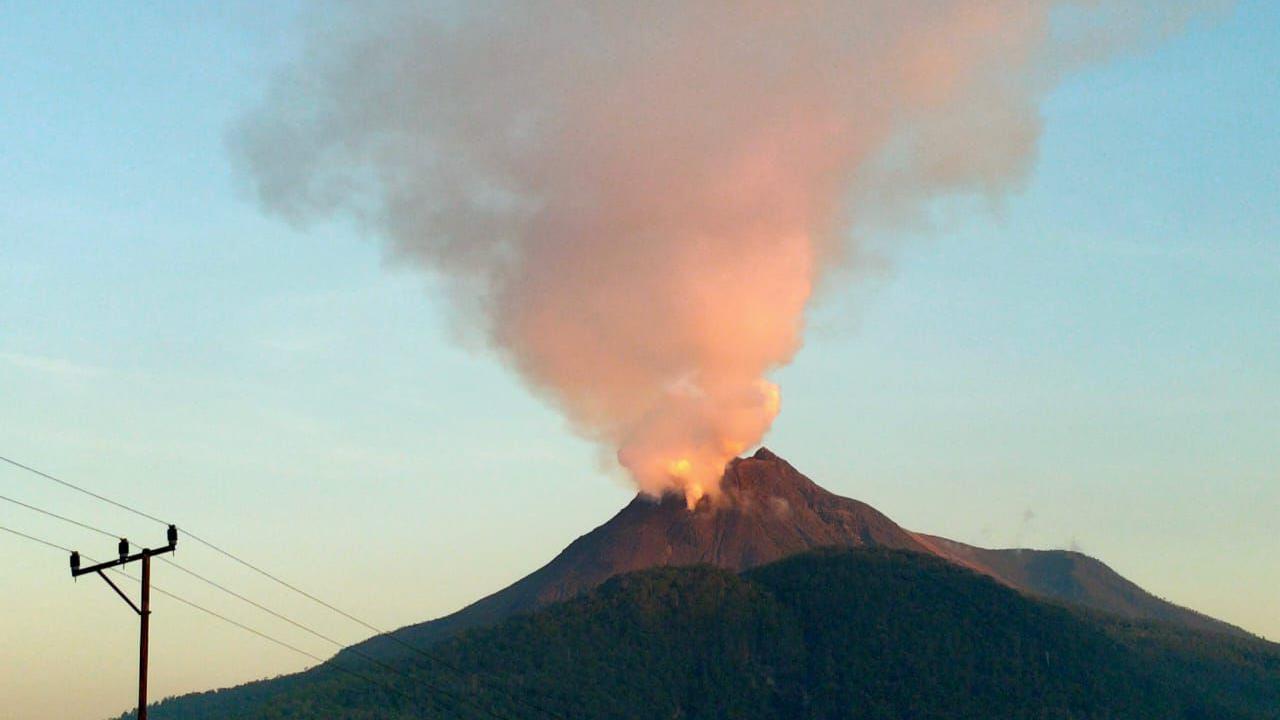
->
135;549;1280;719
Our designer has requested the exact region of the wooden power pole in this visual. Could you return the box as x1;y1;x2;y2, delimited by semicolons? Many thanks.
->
71;525;178;720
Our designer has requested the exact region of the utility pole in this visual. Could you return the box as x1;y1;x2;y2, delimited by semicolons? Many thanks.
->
70;525;178;720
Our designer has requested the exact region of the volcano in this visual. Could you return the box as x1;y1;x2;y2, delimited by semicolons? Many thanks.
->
155;448;1272;720
362;448;1242;658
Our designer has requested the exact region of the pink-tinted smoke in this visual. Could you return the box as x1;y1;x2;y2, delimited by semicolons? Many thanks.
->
234;1;1218;506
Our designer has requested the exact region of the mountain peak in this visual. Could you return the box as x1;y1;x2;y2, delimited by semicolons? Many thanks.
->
705;447;824;509
749;445;780;461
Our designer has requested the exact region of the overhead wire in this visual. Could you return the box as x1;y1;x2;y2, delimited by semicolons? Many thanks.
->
0;493;523;719
0;454;170;525
159;557;355;649
0;524;501;720
0;492;121;541
0;523;73;552
0;456;384;633
0;494;413;687
1;454;571;720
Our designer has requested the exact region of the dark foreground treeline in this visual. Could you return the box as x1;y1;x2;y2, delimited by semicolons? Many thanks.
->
131;548;1280;719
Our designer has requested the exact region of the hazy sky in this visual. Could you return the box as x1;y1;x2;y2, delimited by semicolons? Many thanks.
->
1;2;1276;719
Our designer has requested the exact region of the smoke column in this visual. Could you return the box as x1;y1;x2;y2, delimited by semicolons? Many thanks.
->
236;1;1218;506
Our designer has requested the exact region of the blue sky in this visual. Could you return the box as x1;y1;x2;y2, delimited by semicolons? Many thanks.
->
1;2;1277;718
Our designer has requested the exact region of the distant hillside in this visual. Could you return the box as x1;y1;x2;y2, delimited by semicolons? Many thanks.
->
138;549;1280;720
916;533;1244;637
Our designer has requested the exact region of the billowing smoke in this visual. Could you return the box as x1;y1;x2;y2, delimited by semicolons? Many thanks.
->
235;1;1218;506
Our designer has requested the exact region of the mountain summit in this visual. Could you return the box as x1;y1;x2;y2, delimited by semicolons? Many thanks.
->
368;448;1242;656
455;448;928;616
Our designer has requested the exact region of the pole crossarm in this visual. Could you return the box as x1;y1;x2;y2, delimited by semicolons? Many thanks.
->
73;542;176;577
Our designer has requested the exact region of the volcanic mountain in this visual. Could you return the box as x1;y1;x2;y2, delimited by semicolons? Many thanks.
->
360;447;1242;659
147;448;1273;720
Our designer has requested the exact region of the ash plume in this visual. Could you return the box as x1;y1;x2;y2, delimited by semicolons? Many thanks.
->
234;1;1219;506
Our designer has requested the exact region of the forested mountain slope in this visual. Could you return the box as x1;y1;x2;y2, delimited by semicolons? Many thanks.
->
137;549;1280;720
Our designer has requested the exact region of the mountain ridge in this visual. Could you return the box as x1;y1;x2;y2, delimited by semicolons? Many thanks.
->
916;532;1242;636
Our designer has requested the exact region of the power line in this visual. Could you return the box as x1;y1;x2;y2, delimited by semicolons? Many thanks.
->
1;456;566;719
0;455;169;525
0;523;73;552
0;456;382;635
0;526;485;720
0;458;411;655
0;492;120;540
160;557;356;650
180;528;378;630
1;456;402;637
0;485;368;679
